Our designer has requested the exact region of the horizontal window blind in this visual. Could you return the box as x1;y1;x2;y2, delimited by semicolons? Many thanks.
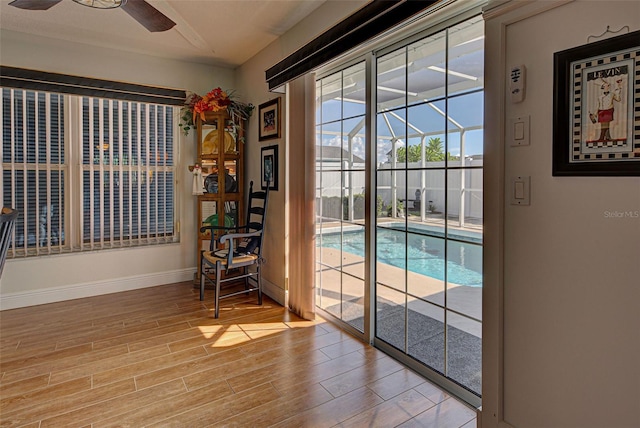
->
1;87;176;258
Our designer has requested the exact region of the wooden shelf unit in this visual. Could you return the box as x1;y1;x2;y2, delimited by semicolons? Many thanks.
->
195;110;245;280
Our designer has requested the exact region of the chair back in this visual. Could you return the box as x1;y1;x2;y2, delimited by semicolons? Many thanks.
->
245;181;269;257
1;207;19;277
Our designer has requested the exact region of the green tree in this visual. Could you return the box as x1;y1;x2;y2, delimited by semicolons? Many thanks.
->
395;145;422;162
425;137;445;161
391;137;449;162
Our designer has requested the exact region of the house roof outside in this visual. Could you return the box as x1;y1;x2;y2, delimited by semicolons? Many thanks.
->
317;145;365;164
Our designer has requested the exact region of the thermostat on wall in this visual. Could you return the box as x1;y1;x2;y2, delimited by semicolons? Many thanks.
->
510;65;526;103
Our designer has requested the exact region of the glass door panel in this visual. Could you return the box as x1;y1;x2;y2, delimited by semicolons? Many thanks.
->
343;63;367;117
375;225;406;293
377;50;407;111
316;61;367;333
447;311;482;395
320;73;342;124
315;14;484;401
406;232;445;307
407;31;446;105
376;284;406;351
374;15;484;398
446;239;482;319
342;273;365;331
318;266;341;317
340;224;365;280
376;169;407;224
407;298;445;373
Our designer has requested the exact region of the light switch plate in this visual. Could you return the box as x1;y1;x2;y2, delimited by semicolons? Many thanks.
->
509;116;530;146
510;176;530;205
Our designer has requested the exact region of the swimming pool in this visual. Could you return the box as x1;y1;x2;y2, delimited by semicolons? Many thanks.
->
319;226;482;287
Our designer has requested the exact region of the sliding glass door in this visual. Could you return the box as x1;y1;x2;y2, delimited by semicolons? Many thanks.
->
315;63;367;332
375;16;484;397
315;14;484;400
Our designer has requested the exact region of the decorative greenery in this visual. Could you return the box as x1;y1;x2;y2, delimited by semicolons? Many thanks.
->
179;88;254;137
392;137;460;163
387;199;404;217
343;194;365;220
377;195;385;217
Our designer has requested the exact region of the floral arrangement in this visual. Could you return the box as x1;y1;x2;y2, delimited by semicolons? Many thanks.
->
179;88;254;137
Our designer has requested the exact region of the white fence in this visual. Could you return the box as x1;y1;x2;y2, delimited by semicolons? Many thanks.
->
316;159;483;222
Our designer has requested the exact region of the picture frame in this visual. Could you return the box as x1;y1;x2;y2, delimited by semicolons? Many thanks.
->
261;145;278;191
552;30;640;176
258;98;281;141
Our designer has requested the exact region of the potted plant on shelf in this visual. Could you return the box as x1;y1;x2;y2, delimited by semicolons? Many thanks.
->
179;88;254;137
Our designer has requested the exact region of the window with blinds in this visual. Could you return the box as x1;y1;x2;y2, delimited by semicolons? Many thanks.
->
1;88;176;257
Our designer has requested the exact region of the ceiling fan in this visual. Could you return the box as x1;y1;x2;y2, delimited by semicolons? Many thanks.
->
8;0;176;32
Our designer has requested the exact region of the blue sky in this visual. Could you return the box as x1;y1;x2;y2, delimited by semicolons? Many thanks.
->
318;91;484;161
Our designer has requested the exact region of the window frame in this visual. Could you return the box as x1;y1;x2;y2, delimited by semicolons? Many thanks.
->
1;88;179;258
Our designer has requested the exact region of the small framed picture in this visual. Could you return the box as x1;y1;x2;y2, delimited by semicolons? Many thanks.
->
258;98;280;141
552;30;639;176
261;145;278;191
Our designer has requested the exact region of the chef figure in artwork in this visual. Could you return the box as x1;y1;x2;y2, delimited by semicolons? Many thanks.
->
593;77;622;142
191;164;204;195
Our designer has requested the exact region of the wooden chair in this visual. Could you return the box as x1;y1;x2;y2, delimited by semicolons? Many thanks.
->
1;207;18;278
199;181;269;318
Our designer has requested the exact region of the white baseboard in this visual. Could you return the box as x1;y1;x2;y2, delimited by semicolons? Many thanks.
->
262;278;286;307
0;269;194;311
0;270;288;312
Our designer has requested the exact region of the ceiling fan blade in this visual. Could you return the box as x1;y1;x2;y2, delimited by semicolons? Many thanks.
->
8;0;62;10
121;0;176;33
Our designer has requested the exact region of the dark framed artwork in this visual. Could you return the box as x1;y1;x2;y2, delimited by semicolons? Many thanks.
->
258;98;281;141
552;30;639;176
261;144;278;191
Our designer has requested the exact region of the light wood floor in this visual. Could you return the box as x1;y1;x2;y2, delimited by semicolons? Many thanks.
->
0;282;477;427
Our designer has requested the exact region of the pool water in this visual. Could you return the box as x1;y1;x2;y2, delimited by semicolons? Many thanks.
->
319;228;482;287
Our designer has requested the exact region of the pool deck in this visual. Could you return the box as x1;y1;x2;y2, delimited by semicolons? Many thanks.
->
316;215;482;337
319;214;483;235
317;245;482;338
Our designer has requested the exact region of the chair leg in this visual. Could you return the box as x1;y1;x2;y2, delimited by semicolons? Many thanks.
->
244;266;250;295
215;261;222;318
199;254;205;301
257;264;263;306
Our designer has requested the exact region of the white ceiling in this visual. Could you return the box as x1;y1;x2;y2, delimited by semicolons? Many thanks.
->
0;0;332;68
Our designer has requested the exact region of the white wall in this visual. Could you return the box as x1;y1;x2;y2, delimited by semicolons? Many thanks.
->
0;29;235;309
483;1;640;427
